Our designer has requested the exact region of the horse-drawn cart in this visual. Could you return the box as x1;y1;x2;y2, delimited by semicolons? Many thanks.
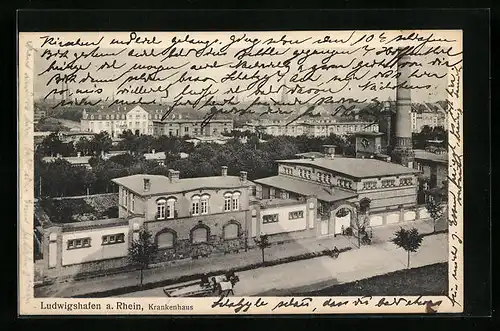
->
164;272;240;297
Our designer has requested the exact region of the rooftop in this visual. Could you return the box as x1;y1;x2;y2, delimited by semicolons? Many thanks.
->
42;156;93;165
112;174;252;196
354;131;385;137
276;157;421;179
254;175;357;202
258;198;307;209
295;152;325;158
144;151;166;160
414;149;448;164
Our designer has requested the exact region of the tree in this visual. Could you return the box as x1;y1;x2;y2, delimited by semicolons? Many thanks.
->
391;227;424;269
255;234;271;264
128;227;159;286
426;197;444;233
90;132;113;156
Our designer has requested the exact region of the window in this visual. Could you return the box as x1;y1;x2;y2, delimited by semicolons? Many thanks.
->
157;231;175;248
157;200;166;219
306;170;311;179
102;233;125;245
289;211;304;220
130;193;135;212
224;193;232;212
381;179;396;188
200;195;209;214
280;190;289;199
191;195;200;215
166;198;176;219
327;174;332;183
184;127;189;133
363;181;377;190
124;190;128;207
67;237;91;250
299;169;303;178
192;227;208;244
338;179;353;189
400;177;413;186
232;192;240;211
224;223;239;240
263;214;279;224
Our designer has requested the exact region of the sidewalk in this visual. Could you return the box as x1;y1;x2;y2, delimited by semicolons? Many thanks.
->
35;219;444;298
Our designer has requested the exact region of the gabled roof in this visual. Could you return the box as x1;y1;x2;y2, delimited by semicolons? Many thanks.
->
112;174;252;196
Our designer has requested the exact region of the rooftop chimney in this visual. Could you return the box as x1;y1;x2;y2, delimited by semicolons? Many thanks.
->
168;169;180;183
221;166;228;176
239;171;248;183
77;152;81;157
151;149;156;154
143;178;151;192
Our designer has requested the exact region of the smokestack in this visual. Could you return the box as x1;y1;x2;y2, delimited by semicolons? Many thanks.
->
392;49;415;167
221;166;228;176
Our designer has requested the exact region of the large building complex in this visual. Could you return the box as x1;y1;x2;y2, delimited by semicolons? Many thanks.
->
242;118;379;137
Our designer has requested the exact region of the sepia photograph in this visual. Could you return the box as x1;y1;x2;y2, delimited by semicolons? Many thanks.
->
18;29;463;315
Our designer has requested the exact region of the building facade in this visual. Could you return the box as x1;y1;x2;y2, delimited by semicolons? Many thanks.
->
242;118;379;137
80;105;166;138
152;117;234;138
413;149;448;189
254;147;422;237
411;103;447;133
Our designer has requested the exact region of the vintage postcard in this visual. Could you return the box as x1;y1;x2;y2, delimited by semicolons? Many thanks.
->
18;30;463;315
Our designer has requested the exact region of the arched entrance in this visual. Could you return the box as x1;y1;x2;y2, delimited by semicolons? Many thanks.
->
330;202;358;236
334;208;352;235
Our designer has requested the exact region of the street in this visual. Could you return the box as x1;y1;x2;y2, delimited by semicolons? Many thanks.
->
117;232;448;297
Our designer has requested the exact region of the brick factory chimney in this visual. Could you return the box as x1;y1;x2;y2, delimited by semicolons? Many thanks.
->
239;171;248;183
391;49;415;168
221;166;228;176
143;178;151;192
168;169;180;183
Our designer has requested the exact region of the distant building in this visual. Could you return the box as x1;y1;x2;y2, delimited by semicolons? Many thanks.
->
413;149;448;189
411;103;447;132
34;108;47;124
243;118;378;137
152;116;234;138
80;105;166;137
42;155;93;169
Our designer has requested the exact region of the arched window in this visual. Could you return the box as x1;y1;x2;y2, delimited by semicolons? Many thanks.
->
232;192;241;211
156;229;176;248
223;222;240;240
157;197;176;219
156;199;166;219
191;226;209;244
200;194;210;215
191;195;200;216
223;192;232;212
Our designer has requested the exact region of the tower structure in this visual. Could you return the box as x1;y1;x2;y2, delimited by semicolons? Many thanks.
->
391;50;415;168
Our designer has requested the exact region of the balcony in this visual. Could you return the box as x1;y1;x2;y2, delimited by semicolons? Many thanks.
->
155;210;178;221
